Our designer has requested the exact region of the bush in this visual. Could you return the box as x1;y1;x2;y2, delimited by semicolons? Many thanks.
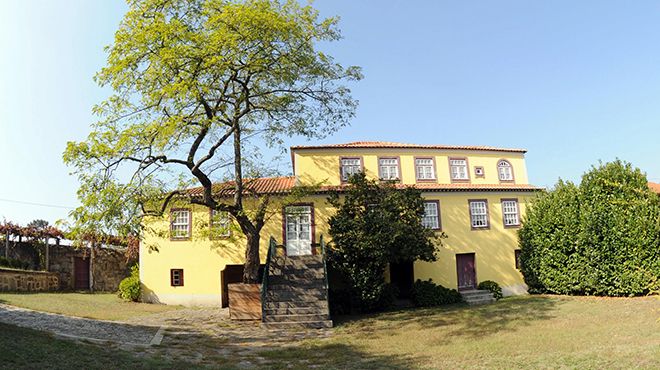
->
411;279;463;307
477;280;502;300
0;256;30;270
118;265;140;302
520;160;660;296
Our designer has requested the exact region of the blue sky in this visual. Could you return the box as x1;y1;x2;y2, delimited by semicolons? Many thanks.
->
1;0;660;225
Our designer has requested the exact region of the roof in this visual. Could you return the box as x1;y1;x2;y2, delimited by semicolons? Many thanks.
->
290;141;527;153
648;182;660;194
186;176;543;197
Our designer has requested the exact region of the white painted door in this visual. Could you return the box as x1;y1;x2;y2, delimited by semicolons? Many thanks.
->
285;206;313;256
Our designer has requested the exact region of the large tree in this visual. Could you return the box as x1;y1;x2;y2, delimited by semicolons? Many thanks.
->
63;0;361;283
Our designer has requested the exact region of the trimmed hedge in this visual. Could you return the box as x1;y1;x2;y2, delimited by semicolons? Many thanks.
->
519;160;660;296
411;279;463;307
477;280;502;300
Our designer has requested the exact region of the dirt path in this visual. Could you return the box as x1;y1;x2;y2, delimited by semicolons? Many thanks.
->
0;303;160;346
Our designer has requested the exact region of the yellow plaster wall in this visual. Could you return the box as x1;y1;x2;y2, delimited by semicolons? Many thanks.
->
293;149;528;187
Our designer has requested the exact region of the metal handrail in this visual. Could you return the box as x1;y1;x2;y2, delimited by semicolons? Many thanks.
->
320;235;330;313
261;236;277;322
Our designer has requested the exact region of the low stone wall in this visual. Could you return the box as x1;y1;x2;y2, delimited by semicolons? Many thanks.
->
0;268;59;292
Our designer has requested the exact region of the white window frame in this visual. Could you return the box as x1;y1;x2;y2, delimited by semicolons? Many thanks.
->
450;158;469;181
378;158;400;180
501;199;520;227
210;209;231;237
285;205;313;256
498;160;514;181
469;200;489;229
340;158;362;182
422;201;440;230
415;158;435;180
170;209;191;239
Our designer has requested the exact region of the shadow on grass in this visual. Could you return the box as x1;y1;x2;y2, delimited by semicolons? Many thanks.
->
334;295;560;342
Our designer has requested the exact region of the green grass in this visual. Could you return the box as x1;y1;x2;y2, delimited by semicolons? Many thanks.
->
256;295;660;369
0;323;205;370
0;292;182;321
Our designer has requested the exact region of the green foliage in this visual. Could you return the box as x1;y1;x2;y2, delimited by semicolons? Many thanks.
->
477;280;503;300
519;160;660;296
410;279;463;307
118;265;141;302
0;257;30;270
327;173;444;312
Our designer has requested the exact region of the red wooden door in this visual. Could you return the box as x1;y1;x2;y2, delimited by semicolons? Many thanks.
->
456;253;476;290
74;257;90;290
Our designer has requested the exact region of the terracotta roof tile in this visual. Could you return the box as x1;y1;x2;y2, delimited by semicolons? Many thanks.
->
648;182;660;194
290;141;527;153
186;176;543;197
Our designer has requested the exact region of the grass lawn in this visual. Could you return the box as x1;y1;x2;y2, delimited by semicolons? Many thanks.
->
0;292;182;321
256;295;660;369
0;323;204;370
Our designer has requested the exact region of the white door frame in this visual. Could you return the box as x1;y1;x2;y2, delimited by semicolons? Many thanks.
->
284;205;313;256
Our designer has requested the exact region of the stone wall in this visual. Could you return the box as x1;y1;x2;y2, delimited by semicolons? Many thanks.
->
0;268;59;292
1;242;135;292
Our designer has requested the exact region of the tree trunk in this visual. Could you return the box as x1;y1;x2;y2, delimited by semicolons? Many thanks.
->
242;232;261;283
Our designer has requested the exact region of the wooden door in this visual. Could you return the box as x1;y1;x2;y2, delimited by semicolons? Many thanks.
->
456;253;476;290
74;257;90;290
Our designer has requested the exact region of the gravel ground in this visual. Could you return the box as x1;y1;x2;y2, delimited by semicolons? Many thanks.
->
0;303;159;345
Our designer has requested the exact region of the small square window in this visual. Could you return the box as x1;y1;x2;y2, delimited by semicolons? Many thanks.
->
170;269;184;286
474;166;485;177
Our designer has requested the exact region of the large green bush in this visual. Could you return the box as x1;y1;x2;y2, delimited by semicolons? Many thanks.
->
118;265;141;302
519;160;660;296
410;279;463;307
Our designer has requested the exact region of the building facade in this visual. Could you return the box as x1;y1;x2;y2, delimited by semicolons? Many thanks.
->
140;141;542;306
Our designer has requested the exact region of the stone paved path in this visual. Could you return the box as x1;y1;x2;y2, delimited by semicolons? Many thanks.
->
0;303;160;345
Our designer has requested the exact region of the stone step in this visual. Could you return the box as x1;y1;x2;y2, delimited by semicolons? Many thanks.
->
268;285;326;294
261;320;333;330
459;289;492;297
267;291;326;302
268;274;325;284
264;300;328;309
263;313;329;323
269;265;324;275
264;307;326;316
465;297;496;305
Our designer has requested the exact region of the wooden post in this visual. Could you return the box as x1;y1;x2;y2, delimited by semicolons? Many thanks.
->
44;237;49;271
89;242;95;293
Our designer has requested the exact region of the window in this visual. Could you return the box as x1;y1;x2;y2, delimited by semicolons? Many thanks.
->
378;158;400;180
285;205;313;255
415;158;435;180
422;201;440;230
501;199;520;227
340;158;362;182
170;269;184;286
450;158;469;181
210;210;231;238
474;166;485;177
469;200;489;229
498;160;514;181
170;209;191;239
514;249;521;270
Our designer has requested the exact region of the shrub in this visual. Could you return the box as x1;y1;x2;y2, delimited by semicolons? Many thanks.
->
410;279;463;307
118;265;140;302
519;160;660;296
0;256;30;270
477;280;503;300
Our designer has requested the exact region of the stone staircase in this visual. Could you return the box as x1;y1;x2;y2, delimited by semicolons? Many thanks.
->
262;254;332;329
460;289;496;305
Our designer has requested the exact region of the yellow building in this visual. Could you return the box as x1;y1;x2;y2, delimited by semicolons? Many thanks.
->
140;141;542;307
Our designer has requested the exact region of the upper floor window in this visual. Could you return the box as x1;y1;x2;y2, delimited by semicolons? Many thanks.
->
170;209;191;239
469;200;489;229
378;158;400;180
498;160;514;181
450;158;469;181
501;199;520;227
422;201;440;230
340;157;362;182
415;158;435;181
210;209;231;238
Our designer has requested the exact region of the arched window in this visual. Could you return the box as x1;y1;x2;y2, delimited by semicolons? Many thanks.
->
497;160;514;181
